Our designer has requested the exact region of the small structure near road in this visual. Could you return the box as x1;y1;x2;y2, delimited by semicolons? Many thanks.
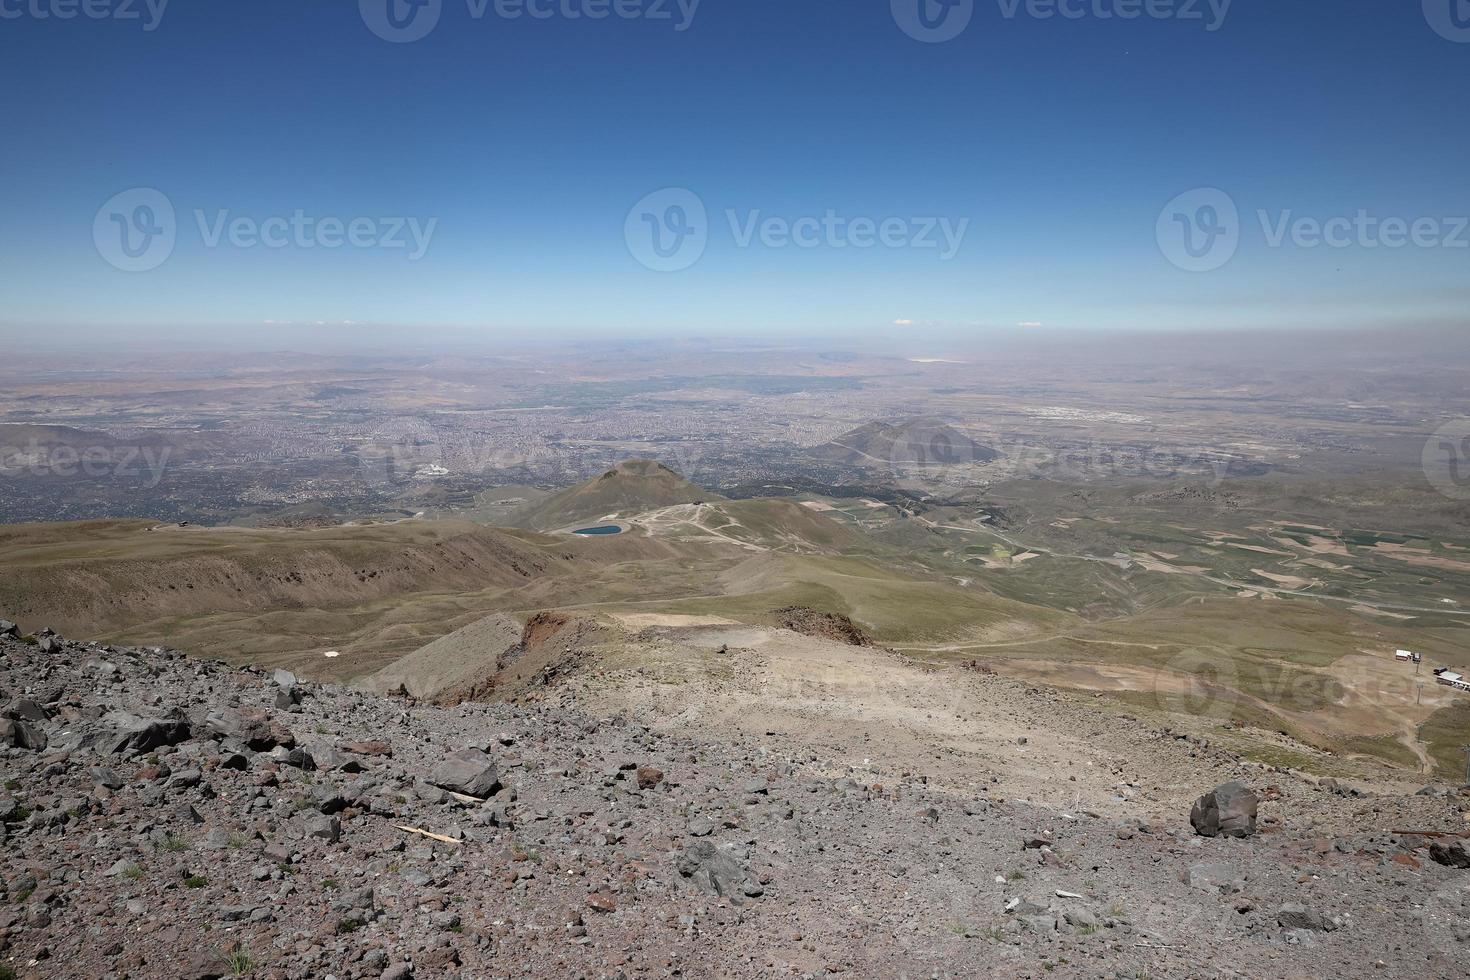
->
1433;667;1470;692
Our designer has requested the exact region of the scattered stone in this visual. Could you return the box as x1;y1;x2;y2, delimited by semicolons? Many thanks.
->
341;740;393;757
586;891;617;913
1278;903;1340;932
306;815;341;843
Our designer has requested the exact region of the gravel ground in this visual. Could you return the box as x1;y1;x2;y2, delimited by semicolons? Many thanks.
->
3;625;1470;979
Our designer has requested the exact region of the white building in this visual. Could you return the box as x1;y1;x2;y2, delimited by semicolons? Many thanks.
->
1434;668;1470;692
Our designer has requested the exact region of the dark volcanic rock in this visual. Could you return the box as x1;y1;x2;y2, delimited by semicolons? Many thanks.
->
1278;902;1339;932
1;717;47;751
1430;838;1470;869
5;697;50;722
1190;781;1258;838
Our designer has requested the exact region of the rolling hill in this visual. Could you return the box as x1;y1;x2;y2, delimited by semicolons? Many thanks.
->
510;459;722;530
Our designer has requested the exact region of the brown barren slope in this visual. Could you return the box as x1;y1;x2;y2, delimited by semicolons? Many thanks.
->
0;519;568;638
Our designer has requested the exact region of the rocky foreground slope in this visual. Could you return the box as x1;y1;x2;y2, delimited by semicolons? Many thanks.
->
3;621;1470;979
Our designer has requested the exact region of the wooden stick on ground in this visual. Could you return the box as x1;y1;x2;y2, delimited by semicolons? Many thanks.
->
396;825;461;844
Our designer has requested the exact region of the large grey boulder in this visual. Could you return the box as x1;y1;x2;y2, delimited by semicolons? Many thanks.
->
202;707;290;751
0;718;47;751
427;747;502;799
1190;781;1258;838
92;710;192;756
5;698;49;723
676;840;762;900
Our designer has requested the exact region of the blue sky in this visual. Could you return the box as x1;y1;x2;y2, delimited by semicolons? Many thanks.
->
1;0;1467;345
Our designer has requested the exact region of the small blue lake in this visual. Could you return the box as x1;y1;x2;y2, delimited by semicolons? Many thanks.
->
572;525;623;535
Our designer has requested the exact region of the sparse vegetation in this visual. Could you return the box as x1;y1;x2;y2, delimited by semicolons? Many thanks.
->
226;947;255;976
